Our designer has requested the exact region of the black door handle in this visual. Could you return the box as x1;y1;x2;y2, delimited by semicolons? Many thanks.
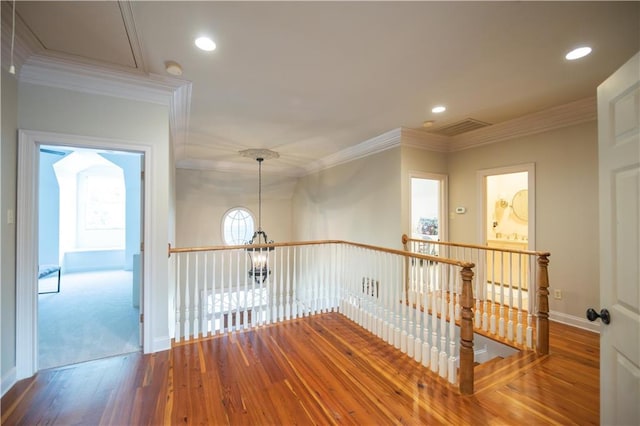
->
586;308;611;325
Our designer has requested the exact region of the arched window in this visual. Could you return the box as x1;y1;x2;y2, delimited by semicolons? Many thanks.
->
222;207;255;245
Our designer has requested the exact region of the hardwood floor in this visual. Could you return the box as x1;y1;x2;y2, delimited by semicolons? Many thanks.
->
1;313;599;425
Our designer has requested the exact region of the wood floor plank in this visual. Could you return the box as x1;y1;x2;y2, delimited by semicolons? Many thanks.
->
1;313;600;425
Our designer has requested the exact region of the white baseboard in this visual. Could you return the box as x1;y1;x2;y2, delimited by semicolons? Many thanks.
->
1;367;17;397
550;310;600;333
150;336;172;353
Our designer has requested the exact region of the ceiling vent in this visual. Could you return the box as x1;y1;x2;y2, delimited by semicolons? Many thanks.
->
430;118;491;137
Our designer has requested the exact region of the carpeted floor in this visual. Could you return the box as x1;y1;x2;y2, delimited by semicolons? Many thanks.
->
38;270;140;370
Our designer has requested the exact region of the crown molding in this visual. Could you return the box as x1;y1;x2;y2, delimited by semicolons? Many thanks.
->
18;53;192;151
177;157;304;178
19;54;185;104
400;128;450;152
449;97;597;151
303;127;402;174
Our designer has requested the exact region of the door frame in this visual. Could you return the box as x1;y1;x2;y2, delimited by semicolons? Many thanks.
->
16;129;151;379
476;163;536;249
408;171;449;242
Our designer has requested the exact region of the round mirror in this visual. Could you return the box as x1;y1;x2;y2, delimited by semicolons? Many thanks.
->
511;189;528;221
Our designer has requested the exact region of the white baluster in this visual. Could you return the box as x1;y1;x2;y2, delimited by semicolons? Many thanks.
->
212;252;218;334
194;253;201;337
422;329;430;368
226;250;232;333
430;265;439;373
285;247;291;320
184;254;191;340
517;311;523;345
439;264;448;379
401;257;409;353
202;252;208;336
383;252;391;344
413;258;423;363
266;248;273;324
448;339;457;385
526;313;533;348
175;254;181;341
291;246;297;319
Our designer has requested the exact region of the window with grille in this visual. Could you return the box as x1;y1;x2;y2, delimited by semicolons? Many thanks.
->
222;207;255;245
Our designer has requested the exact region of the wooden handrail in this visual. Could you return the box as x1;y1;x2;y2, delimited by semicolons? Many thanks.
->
402;234;550;257
169;240;475;269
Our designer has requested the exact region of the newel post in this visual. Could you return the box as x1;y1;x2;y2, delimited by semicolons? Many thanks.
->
459;265;474;395
402;234;410;297
536;254;550;355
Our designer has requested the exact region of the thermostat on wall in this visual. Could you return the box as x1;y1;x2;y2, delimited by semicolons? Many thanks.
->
455;207;466;214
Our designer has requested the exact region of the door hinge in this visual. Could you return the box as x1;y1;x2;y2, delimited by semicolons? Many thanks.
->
140;242;144;252
140;313;144;323
141;170;145;180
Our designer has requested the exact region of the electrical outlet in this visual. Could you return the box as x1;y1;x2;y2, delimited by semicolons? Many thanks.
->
553;289;562;300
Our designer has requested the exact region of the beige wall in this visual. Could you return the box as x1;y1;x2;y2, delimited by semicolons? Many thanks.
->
1;69;18;382
175;168;293;247
447;121;599;320
17;82;172;352
293;148;402;248
400;146;448;241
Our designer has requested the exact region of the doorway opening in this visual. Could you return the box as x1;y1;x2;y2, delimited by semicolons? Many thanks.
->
486;172;529;244
478;164;535;307
38;145;143;369
410;173;447;255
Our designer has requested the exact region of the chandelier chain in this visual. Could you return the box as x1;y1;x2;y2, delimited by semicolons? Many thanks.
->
257;157;263;232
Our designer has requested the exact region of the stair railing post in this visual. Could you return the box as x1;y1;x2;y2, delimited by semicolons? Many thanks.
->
536;254;550;355
402;234;410;303
459;265;474;395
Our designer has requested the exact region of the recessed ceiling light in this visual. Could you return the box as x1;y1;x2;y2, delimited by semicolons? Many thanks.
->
195;36;216;52
565;46;592;60
432;106;446;114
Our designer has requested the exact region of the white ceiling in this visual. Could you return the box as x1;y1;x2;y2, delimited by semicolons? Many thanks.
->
8;1;640;176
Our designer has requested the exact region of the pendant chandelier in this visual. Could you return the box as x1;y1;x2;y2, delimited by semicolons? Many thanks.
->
240;149;279;284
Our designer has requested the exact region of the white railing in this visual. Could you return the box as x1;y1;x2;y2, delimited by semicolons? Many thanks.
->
172;242;343;339
402;235;550;354
169;240;477;394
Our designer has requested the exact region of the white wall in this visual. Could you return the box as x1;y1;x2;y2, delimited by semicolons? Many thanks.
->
447;121;599;322
293;148;402;248
17;82;172;353
1;68;18;389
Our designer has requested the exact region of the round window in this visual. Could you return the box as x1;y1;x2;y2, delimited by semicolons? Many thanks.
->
222;207;255;245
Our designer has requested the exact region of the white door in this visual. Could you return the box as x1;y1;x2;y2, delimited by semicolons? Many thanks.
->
596;51;640;425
